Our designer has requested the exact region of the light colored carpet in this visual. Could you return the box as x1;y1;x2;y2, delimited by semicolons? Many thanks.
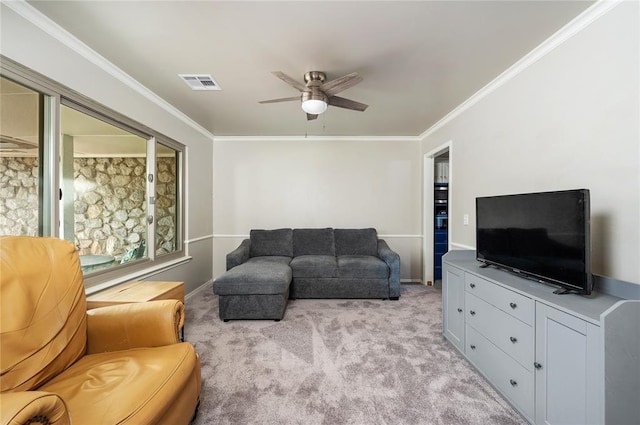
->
185;284;526;425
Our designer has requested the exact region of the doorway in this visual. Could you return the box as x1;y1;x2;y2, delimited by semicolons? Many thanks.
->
423;142;451;288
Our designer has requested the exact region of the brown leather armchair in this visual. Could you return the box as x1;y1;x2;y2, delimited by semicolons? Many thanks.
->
0;236;201;425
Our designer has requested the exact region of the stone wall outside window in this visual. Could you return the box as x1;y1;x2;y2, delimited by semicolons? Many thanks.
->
0;157;39;236
0;157;176;259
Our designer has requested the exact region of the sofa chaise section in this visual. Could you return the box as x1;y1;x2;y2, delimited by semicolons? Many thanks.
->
214;262;291;321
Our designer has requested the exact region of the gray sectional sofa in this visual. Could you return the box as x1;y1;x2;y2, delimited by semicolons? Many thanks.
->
213;228;401;321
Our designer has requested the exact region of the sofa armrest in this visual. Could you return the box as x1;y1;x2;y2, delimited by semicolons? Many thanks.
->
226;239;250;270
0;391;70;425
86;300;183;354
378;239;401;298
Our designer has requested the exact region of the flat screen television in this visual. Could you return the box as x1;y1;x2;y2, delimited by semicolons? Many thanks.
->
476;189;592;295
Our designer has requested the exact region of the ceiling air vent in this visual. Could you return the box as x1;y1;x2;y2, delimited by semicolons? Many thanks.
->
178;74;221;91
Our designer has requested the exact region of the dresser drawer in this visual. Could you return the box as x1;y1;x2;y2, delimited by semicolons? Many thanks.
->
465;292;533;370
466;325;534;420
465;273;534;326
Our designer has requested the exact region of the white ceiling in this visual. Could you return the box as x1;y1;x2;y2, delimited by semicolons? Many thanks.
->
28;1;594;138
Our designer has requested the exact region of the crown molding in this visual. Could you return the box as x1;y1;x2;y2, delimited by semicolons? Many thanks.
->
418;0;623;141
3;0;215;141
5;0;621;143
213;135;420;143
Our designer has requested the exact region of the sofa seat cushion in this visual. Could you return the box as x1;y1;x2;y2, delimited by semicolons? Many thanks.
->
338;255;389;279
250;228;293;257
39;343;200;425
290;255;338;278
214;263;291;296
334;228;378;256
293;228;336;256
291;277;390;299
245;256;292;266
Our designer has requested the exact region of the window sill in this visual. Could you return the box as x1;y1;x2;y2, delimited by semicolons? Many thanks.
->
85;255;192;296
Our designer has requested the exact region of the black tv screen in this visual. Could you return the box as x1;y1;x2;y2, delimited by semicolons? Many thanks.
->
476;189;591;295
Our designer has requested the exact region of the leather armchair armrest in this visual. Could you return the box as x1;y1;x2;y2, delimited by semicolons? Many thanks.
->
226;238;250;270
0;391;70;425
86;299;184;354
377;239;401;298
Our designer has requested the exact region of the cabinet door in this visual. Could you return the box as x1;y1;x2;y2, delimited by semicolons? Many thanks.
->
535;303;602;425
443;264;464;352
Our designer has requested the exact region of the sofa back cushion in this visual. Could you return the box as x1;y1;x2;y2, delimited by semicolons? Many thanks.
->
334;228;378;256
250;228;293;257
293;228;335;257
0;236;88;392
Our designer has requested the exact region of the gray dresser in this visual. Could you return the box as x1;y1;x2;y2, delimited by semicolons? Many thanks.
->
442;250;639;425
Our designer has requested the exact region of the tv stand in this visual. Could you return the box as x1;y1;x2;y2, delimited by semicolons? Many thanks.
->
552;287;581;295
442;250;639;425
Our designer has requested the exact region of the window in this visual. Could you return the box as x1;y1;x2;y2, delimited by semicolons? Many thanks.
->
1;58;186;286
0;76;49;236
60;103;150;274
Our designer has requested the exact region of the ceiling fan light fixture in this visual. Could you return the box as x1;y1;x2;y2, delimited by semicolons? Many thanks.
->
301;89;328;115
301;99;328;115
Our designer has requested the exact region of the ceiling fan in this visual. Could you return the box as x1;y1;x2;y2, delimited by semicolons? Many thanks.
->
259;71;368;120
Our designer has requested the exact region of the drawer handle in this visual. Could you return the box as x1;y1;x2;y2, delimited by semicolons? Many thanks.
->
469;283;476;288
509;302;517;309
509;379;518;387
469;310;476;316
457;308;463;313
509;336;518;343
470;344;476;350
534;362;542;370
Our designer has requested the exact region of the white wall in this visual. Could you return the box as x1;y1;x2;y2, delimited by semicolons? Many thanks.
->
422;1;640;284
1;4;214;294
5;1;636;288
212;138;423;280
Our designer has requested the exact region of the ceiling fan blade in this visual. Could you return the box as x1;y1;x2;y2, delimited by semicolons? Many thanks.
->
258;96;300;104
306;113;318;121
272;71;307;92
321;72;363;96
328;96;368;112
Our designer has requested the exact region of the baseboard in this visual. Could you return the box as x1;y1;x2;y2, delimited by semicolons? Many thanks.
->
450;243;475;250
185;279;213;301
401;279;424;285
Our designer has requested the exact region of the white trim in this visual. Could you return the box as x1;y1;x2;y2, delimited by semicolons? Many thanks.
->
185;279;213;301
213;135;420;143
6;0;618;144
418;0;623;141
185;234;214;244
85;256;192;295
450;242;475;251
423;141;452;287
401;279;423;284
4;0;215;142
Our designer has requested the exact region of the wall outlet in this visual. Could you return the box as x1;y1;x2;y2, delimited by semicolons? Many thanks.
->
463;214;469;225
